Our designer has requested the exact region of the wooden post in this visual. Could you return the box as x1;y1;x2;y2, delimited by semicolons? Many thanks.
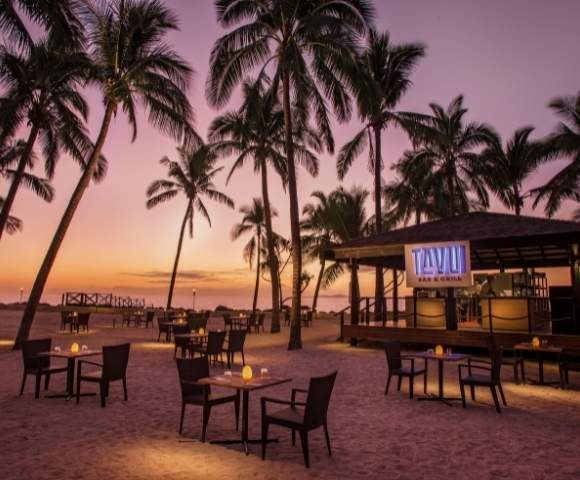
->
365;297;370;324
413;296;417;328
446;287;458;330
571;256;580;334
350;259;360;326
488;297;493;334
393;269;399;322
338;312;344;342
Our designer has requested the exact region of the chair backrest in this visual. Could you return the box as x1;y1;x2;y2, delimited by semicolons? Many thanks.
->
384;342;402;370
491;347;503;384
198;317;208;331
61;311;72;323
284;310;290;323
22;338;51;371
227;329;246;352
223;313;231;327
206;331;226;355
102;343;130;381
146;310;155;322
307;311;313;323
173;324;190;346
204;310;211;320
176;357;209;398
304;371;338;427
188;318;200;332
249;312;257;326
77;313;90;326
258;313;265;326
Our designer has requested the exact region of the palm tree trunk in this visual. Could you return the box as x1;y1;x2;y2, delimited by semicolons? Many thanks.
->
166;202;192;310
373;125;384;321
259;155;281;332
350;261;360;325
282;69;302;350
0;125;40;241
252;228;261;312
447;159;455;217
312;258;325;312
13;104;115;350
514;183;521;216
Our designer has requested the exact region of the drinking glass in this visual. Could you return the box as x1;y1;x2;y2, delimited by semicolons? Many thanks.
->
260;368;269;377
81;344;88;352
54;345;61;353
224;370;232;377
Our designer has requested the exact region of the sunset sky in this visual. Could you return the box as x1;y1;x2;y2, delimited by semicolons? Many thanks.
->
1;0;580;309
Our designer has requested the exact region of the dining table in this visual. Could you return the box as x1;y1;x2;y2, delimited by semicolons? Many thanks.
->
514;342;563;386
198;373;291;455
38;348;101;400
232;315;250;331
413;351;470;406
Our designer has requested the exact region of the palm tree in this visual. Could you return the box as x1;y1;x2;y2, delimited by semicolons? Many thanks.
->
301;191;336;312
406;95;495;217
383;150;444;226
0;0;84;52
15;0;196;348
0;197;22;234
231;198;277;312
337;30;425;320
480;127;551;215
147;143;234;309
533;92;580;217
209;77;319;333
208;0;374;350
327;186;370;323
0;41;97;239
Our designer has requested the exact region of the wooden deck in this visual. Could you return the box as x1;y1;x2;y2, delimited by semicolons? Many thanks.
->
342;323;580;350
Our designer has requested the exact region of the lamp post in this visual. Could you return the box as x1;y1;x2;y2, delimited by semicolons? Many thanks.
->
192;289;196;311
19;288;23;303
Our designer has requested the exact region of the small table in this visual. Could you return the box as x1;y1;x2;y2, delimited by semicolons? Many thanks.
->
514;342;563;386
199;374;291;455
174;332;208;347
413;351;470;406
160;321;188;341
38;349;101;399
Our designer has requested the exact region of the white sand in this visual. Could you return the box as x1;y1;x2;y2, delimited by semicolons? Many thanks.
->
1;310;580;480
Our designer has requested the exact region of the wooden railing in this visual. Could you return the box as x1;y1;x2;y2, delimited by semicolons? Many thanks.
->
62;292;146;308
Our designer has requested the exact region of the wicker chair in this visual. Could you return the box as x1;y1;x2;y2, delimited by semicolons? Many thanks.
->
20;338;67;399
223;329;247;367
384;342;427;399
261;371;338;468
175;357;239;440
76;343;131;407
559;349;580;389
76;313;90;333
191;331;226;366
458;347;505;413
173;324;191;358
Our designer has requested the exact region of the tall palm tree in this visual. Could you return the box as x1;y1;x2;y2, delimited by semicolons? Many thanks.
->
147;144;234;309
337;30;425;320
480;127;551;215
328;186;370;323
207;0;374;350
0;41;97;239
533;92;580;217
231;198;277;312
15;0;196;348
301;191;336;312
210;76;320;332
407;95;495;217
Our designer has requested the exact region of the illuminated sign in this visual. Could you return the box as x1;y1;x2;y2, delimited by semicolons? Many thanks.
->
404;241;472;288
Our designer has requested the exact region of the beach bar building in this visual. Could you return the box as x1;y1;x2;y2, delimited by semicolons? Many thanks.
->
325;212;580;349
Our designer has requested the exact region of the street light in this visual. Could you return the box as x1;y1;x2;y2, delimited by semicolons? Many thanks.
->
19;288;23;303
192;289;197;311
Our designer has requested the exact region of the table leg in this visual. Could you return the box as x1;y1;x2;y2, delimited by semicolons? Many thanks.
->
438;359;444;399
66;357;75;396
242;390;249;455
538;353;545;385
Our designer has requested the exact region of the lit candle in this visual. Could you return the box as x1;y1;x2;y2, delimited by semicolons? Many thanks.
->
435;344;444;356
70;342;79;353
242;365;253;382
